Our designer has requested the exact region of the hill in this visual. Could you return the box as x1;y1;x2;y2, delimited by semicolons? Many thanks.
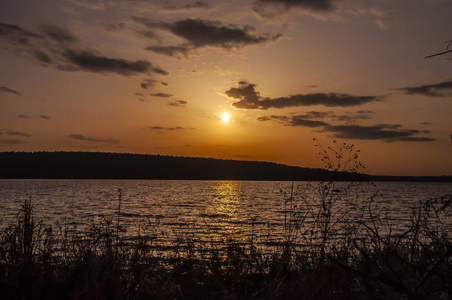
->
0;151;364;181
0;151;450;181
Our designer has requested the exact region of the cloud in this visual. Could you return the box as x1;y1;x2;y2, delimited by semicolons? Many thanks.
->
225;81;379;109
325;124;434;142
257;114;433;142
1;129;31;137
0;22;54;66
0;22;44;44
67;0;106;10
17;114;50;120
150;93;173;98
257;115;330;127
136;30;160;40
141;79;158;89
0;139;28;145
162;1;213;12
63;49;168;76
396;79;452;97
40;24;78;43
147;126;196;133
145;45;190;59
0;86;22;95
0;22;168;79
33;50;52;63
133;17;282;53
252;0;335;19
148;126;185;130
66;134;120;144
168;100;188;107
255;0;335;11
329;111;374;122
260;110;374;124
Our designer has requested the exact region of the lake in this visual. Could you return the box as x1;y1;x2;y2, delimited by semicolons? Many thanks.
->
1;180;451;249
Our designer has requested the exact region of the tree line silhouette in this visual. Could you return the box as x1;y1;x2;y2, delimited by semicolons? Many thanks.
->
0;151;450;181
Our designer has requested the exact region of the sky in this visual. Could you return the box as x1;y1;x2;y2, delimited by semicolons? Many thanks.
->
0;0;451;176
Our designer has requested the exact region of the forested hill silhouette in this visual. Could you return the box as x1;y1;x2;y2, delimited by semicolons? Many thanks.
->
0;151;361;180
0;152;450;181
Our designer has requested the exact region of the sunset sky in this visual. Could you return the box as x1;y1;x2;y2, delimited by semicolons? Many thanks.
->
0;0;451;176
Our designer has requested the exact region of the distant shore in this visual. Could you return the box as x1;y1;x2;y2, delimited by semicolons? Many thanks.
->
0;151;451;182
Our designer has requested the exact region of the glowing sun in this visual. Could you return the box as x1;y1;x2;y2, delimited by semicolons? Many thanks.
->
221;113;230;123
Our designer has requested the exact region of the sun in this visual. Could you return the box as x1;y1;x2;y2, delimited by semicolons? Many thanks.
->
221;113;230;123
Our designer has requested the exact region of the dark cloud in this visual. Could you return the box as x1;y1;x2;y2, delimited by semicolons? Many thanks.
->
40;115;51;120
63;50;168;76
226;81;379;109
148;126;184;130
0;22;52;65
133;17;281;51
163;2;212;11
33;50;52;63
0;22;168;80
257;115;330;127
2;129;31;137
255;0;334;11
66;134;120;144
141;79;158;89
419;122;432;125
145;45;190;59
0;22;44;45
257;93;377;109
68;0;105;10
330;112;374;122
0;86;22;95
18;114;31;119
396;79;452;97
0;139;28;145
357;110;375;114
40;24;78;43
168;100;188;107
293;110;374;123
325;124;435;142
57;65;79;72
151;93;173;98
147;126;196;133
258;114;433;142
137;30;159;40
288;116;330;127
252;0;335;19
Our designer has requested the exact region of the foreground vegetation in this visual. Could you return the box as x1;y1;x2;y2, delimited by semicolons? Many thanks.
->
1;142;451;299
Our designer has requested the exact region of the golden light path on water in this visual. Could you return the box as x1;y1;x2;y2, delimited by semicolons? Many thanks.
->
204;181;244;243
1;180;451;253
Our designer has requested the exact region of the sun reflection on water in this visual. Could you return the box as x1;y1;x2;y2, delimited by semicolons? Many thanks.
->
204;181;245;242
